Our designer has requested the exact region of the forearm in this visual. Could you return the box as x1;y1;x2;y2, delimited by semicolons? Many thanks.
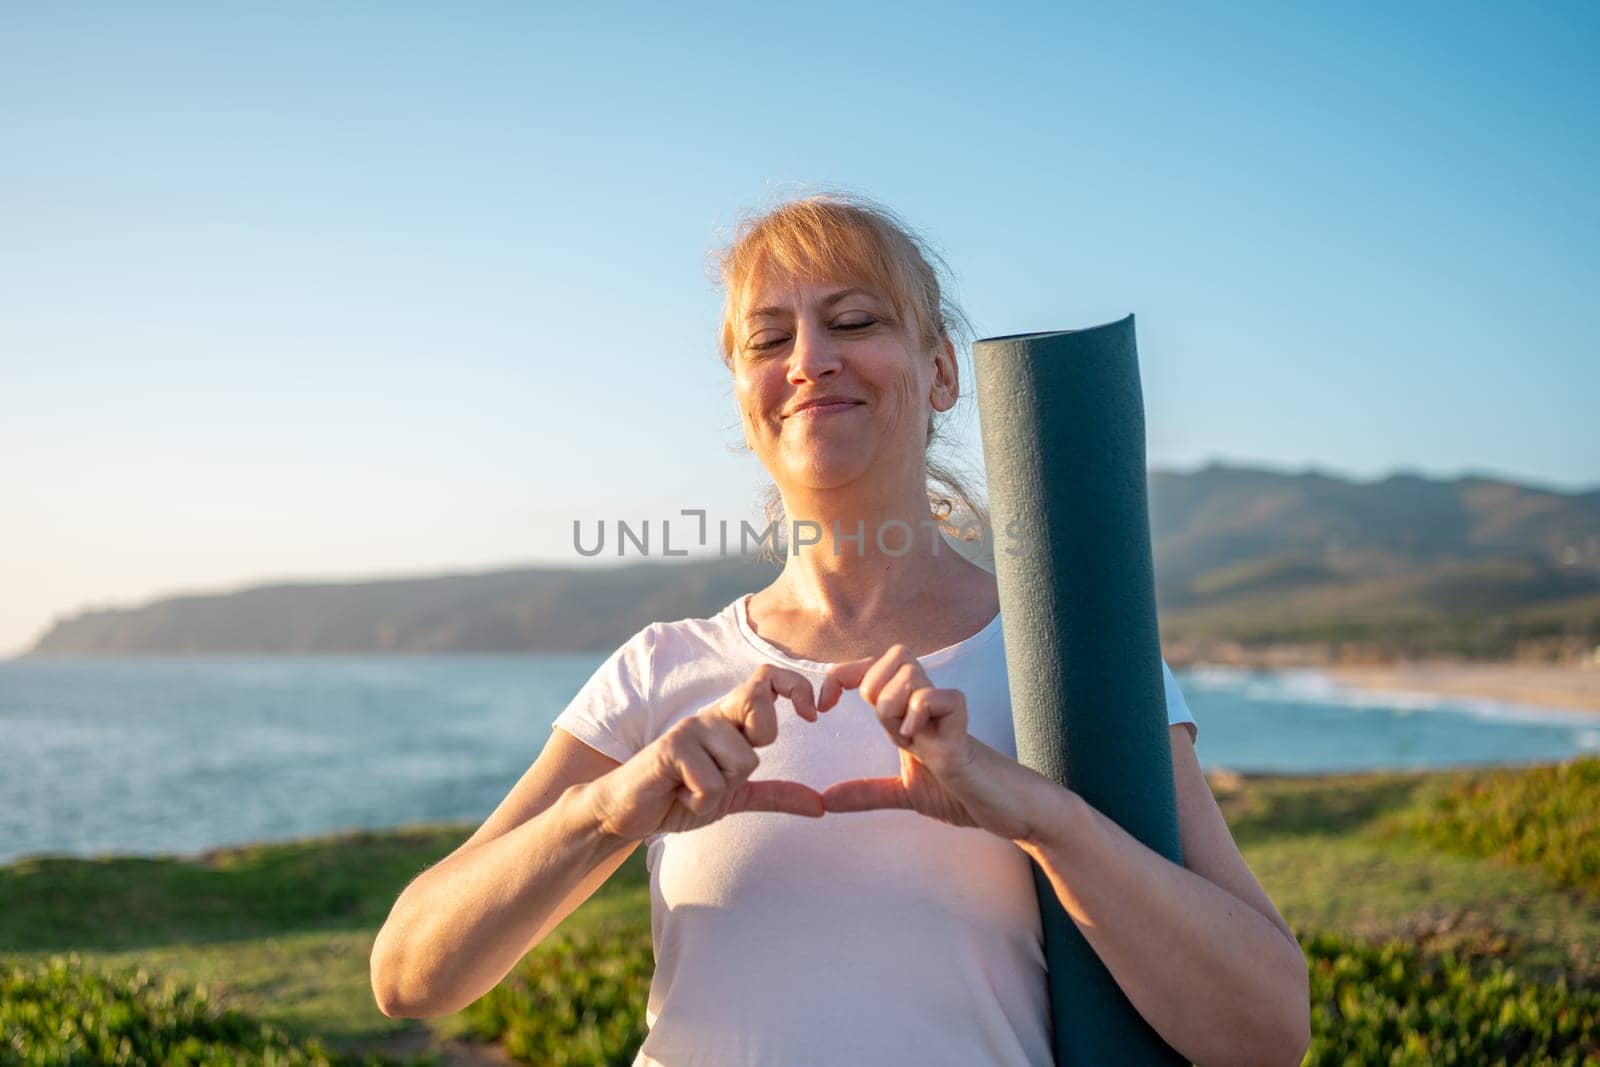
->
370;780;632;1018
1015;785;1309;1067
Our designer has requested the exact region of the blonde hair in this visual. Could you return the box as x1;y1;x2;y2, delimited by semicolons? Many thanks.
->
709;190;991;566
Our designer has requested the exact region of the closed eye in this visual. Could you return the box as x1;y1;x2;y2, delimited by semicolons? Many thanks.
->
747;318;877;353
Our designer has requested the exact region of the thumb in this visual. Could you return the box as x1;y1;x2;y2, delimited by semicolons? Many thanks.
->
821;776;910;813
734;778;826;817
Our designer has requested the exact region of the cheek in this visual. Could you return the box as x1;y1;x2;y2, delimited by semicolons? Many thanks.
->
732;373;776;426
882;359;928;429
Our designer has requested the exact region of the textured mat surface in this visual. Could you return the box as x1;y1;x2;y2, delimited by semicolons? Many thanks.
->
973;313;1186;1064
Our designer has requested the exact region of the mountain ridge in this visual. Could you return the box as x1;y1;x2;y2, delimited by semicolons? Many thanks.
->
22;462;1600;661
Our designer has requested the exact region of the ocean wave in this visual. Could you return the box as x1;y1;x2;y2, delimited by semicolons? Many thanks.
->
1176;665;1600;727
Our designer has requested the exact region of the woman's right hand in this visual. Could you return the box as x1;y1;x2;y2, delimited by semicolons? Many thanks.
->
585;664;829;842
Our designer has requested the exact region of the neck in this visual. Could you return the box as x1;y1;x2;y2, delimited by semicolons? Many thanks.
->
766;479;982;626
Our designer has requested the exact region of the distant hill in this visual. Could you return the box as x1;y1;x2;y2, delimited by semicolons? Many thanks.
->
1148;463;1600;659
24;555;779;657
21;462;1600;659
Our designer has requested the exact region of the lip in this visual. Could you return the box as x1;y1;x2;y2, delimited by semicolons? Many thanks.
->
784;398;864;419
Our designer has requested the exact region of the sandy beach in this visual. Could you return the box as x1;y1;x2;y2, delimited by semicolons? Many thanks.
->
1314;661;1600;715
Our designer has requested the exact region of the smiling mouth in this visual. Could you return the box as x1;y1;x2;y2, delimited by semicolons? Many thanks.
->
785;401;863;419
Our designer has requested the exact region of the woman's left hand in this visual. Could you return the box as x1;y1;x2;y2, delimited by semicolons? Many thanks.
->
817;645;1064;843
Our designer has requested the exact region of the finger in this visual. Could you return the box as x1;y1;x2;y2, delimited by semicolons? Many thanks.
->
901;686;963;739
719;670;779;746
736;779;826;818
822;776;910;813
731;666;818;741
673;745;726;811
699;719;761;781
873;662;921;738
819;655;877;711
859;645;928;707
763;667;819;723
729;677;778;747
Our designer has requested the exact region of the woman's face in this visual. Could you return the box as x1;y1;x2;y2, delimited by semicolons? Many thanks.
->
731;270;957;502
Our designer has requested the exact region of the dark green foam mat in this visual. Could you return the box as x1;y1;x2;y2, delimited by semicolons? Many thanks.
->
973;313;1186;1065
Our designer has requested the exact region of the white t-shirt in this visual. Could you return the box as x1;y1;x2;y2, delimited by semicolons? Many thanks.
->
550;593;1198;1067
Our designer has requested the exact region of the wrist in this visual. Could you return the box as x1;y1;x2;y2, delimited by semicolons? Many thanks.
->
565;779;639;861
1015;777;1089;860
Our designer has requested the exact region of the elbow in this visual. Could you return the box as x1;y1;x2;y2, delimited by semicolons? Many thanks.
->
371;966;410;1019
1266;949;1312;1067
1228;1000;1309;1067
370;925;452;1020
371;960;455;1020
373;982;412;1020
370;935;415;1019
374;994;444;1022
1272;1010;1312;1067
1289;1018;1313;1067
373;984;459;1021
1265;1002;1311;1067
1224;941;1310;1067
1287;990;1313;1066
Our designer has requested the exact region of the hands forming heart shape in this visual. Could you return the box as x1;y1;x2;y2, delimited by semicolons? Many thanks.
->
592;645;1067;846
815;644;1056;844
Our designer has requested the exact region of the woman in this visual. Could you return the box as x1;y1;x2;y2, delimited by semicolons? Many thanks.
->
370;193;1312;1065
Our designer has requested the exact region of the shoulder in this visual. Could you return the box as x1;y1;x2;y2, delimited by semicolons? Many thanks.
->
644;603;744;658
628;602;757;687
605;602;738;660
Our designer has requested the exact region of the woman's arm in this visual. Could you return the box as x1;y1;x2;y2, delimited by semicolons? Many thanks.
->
372;660;830;1019
1015;725;1311;1067
370;749;634;1018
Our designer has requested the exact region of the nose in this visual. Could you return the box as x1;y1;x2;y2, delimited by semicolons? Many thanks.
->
787;315;841;384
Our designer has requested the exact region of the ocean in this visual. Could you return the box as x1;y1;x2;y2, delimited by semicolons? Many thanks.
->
2;655;1597;865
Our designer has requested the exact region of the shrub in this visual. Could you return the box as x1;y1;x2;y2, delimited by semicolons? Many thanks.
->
1385;755;1600;895
457;918;653;1067
454;915;1600;1066
1303;929;1600;1065
0;954;416;1065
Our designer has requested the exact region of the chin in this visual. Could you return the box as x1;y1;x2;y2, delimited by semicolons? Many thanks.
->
783;458;872;490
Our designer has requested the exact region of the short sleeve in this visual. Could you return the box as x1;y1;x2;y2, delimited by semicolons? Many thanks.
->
550;623;657;764
1161;657;1197;743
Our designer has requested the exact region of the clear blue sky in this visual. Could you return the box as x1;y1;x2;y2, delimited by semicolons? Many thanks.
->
2;2;1596;656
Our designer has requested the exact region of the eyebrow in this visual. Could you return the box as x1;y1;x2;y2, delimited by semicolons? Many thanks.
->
746;287;876;320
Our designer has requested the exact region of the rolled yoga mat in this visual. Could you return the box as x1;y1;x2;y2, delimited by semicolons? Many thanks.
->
971;314;1187;1065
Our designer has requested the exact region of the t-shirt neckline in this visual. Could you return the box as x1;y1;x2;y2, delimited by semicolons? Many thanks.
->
730;593;1002;673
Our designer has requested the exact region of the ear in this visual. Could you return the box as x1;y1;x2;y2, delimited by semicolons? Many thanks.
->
929;335;959;413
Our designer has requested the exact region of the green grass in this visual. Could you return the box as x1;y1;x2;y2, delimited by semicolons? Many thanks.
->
1213;767;1600;987
0;825;472;953
0;825;479;1046
1381;755;1600;897
2;930;409;1044
1;954;417;1065
0;823;653;1054
4;762;1599;1063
